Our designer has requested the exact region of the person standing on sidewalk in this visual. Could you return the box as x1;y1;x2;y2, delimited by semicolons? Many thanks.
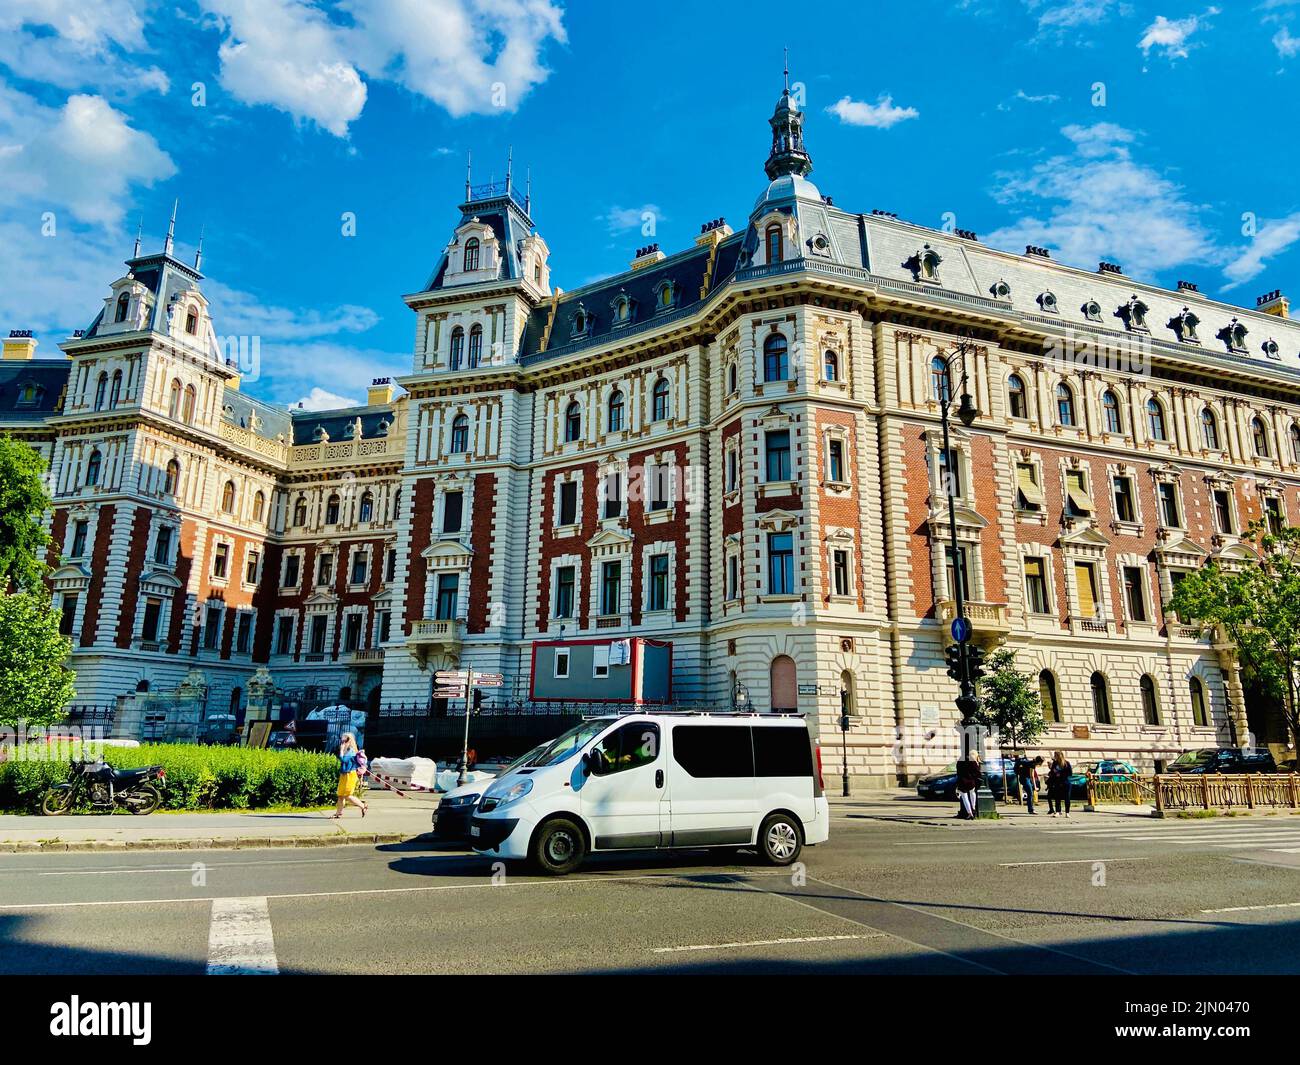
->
955;750;982;820
331;732;368;819
1046;750;1073;818
1018;755;1044;814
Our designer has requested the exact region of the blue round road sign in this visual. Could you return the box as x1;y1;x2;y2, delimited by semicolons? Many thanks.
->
951;617;972;643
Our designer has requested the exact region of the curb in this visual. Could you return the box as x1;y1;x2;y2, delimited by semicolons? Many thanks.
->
0;832;423;854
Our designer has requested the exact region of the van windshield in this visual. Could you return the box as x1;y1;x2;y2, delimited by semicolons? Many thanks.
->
525;719;614;767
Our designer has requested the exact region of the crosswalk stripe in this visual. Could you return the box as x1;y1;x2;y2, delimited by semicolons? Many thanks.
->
207;896;278;976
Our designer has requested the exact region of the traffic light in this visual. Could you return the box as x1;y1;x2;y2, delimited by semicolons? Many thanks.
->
966;644;988;684
472;688;484;713
944;643;963;681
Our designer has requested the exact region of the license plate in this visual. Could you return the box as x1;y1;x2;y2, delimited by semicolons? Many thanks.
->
469;825;480;838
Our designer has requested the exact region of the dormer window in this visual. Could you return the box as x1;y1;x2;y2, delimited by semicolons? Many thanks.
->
570;304;593;338
312;425;328;443
656;281;679;311
610;291;635;325
1115;296;1149;331
15;381;41;407
534;262;542;285
115;292;130;323
1218;318;1249;353
1036;291;1058;313
1169;308;1200;343
1263;339;1281;360
463;237;480;272
1082;299;1102;322
765;224;783;264
990;279;1012;300
185;310;198;335
906;245;942;283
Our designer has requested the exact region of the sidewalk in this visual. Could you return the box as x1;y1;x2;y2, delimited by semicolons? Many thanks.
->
0;787;441;853
829;789;1163;826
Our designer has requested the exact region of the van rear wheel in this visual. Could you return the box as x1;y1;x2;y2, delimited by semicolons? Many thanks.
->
758;813;803;866
530;817;587;876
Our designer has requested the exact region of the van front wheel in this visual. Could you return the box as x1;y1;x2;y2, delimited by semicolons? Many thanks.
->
758;813;803;866
531;817;587;876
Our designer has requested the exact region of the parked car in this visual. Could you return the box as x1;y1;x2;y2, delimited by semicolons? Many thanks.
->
916;758;1024;801
1168;748;1278;774
431;743;547;841
1070;759;1139;799
470;713;829;875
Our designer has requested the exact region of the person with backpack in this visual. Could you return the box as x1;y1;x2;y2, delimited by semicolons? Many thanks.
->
331;732;368;819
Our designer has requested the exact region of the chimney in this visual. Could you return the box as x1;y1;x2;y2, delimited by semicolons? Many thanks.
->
1177;280;1199;293
1257;290;1290;319
694;218;733;246
1024;245;1051;259
367;377;395;405
630;244;665;271
2;330;37;360
1097;261;1123;276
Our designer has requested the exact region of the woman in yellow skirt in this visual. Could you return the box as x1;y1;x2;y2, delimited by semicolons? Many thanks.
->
332;732;368;819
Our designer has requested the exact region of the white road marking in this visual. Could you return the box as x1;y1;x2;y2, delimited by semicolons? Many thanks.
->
207;896;278;976
998;858;1156;867
651;933;878;954
1201;901;1300;915
28;856;369;877
892;840;993;846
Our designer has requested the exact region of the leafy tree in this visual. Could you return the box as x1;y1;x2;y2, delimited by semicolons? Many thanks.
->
1169;520;1300;750
972;647;1046;801
0;435;52;593
0;591;76;728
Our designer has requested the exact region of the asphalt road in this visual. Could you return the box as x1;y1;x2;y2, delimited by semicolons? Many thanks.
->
6;810;1300;975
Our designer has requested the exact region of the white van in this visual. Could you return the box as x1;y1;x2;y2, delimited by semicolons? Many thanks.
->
469;711;830;875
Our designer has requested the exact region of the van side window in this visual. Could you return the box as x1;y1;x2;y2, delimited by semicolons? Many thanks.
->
671;725;753;778
753;727;814;777
593;722;660;774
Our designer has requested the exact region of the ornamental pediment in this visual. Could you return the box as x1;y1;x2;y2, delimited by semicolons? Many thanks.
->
586;528;633;551
1058;525;1111;550
757;508;799;532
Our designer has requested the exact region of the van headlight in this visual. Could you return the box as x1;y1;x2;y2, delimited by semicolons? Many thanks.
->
442;793;479;807
485;778;533;809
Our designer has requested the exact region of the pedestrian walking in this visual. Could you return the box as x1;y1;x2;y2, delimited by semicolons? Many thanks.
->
1017;755;1044;814
1047;750;1073;817
955;749;982;820
331;732;368;819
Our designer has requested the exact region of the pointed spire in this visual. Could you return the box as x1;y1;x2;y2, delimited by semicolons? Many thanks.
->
525;166;532;216
132;217;142;258
194;225;204;271
465;150;472;200
163;199;178;256
506;144;513;191
764;59;813;181
783;46;790;93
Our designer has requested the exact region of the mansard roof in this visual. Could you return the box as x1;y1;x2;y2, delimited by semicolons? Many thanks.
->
83;248;205;340
288;402;396;446
0;359;69;424
223;389;292;440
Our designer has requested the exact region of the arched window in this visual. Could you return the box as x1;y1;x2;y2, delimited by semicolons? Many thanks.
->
182;384;196;423
763;334;789;382
1056;382;1076;427
1146;397;1167;441
449;326;464;370
765;223;783;264
450;413;469;453
293;497;308;527
1189;676;1208;727
651;377;670;421
1140;674;1160;726
1252;417;1270;457
114;292;130;323
463;237;480;272
931;357;952;404
564;401;582;442
252;491;266;523
108;370;122;408
770;654;797;711
1291;424;1300;464
93;372;108;411
221;480;237;514
607;390;625;432
358;491;373;523
168;378;182;419
185;310;198;335
840;670;858;717
468;324;483;368
164;459;180;495
1202;407;1221;451
1090;672;1112;725
325;493;340;524
1039;670;1061;723
392;487;401;519
824;350;839;382
727;362;738;394
1007;374;1027;419
1102;389;1122;434
85;449;102;487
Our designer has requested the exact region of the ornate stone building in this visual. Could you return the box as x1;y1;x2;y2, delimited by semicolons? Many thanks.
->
5;88;1300;782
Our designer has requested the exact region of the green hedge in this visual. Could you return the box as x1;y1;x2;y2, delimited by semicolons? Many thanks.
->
0;744;340;813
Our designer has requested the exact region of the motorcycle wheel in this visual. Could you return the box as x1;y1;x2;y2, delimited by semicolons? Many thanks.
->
124;784;162;815
41;787;75;815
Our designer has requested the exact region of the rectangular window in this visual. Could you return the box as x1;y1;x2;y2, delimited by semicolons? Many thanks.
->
1213;489;1233;535
343;613;363;652
316;552;333;587
600;560;622;616
727;554;739;600
275;616;294;656
59;594;78;636
832;549;850;597
945;545;971;602
1065;469;1093;517
236;612;253;654
1112;476;1136;524
1123;566;1147;623
212;542;229;579
554;565;575;618
602;472;622;519
203;604;222;650
1016;463;1043;512
435;573;459;620
141;598;161;643
939;448;962;500
648;554;669;611
765;430;791;482
1158;482;1181;528
386;548;397;582
283;554;300;588
827;439;845;484
442;490;463;534
377;610;391;644
557;480;578;526
154;526;172;565
1074;562;1099;619
1266;496;1285;535
245;549;260;586
593;644;610;679
649;464;669;511
767;532;794;595
726;448;738;492
554;648;570;679
350;549;367;586
70;520;88;558
308;614;327;655
1024;557;1049;614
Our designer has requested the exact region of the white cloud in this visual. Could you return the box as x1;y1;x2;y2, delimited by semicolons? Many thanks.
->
1027;0;1122;31
1139;9;1218;60
597;204;664;235
203;280;381;341
293;386;361;411
1221;213;1300;290
1275;27;1300;58
826;94;919;129
259;341;407;406
985;123;1216;278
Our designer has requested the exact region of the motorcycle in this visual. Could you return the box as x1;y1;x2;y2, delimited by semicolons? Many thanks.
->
41;759;166;816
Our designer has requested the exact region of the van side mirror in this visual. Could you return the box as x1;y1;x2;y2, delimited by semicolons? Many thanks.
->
586;749;607;776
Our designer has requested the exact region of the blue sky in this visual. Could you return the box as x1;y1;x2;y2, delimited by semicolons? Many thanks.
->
2;0;1299;408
